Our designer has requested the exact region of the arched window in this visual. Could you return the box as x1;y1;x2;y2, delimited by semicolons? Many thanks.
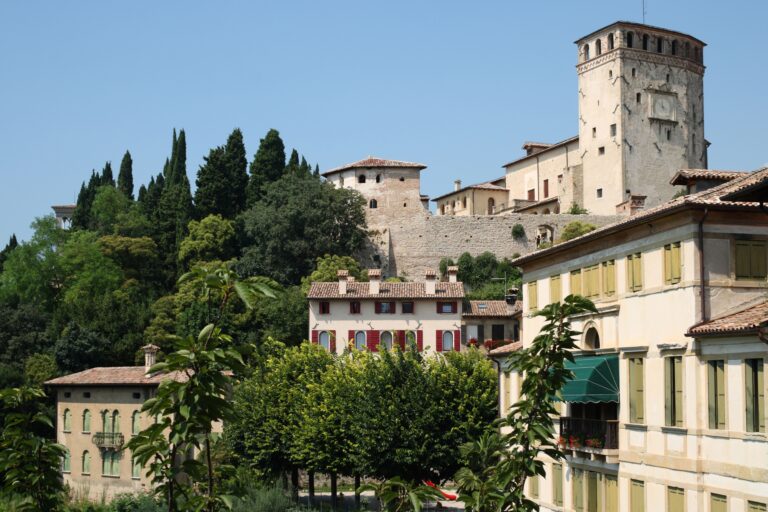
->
684;42;690;58
442;331;454;352
584;327;600;350
642;34;649;50
596;38;602;55
694;47;700;62
131;411;140;436
102;410;110;433
318;331;330;351
82;450;91;475
543;208;551;214
657;37;664;53
583;43;590;61
608;33;614;50
369;199;378;209
358;174;366;184
626;31;634;48
462;196;467;209
354;331;366;351
375;174;381;183
63;409;72;432
487;197;495;215
111;410;120;433
380;331;393;350
671;40;678;55
62;449;71;473
132;453;141;479
82;409;91;433
405;331;417;349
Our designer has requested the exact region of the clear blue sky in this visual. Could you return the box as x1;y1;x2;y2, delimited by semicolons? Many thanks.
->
1;0;766;243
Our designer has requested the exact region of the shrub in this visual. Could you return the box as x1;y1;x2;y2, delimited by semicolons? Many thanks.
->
511;224;526;240
567;202;589;215
559;221;597;242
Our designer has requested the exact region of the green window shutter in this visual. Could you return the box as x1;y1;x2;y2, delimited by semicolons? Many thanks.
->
587;471;599;512
630;479;645;512
736;241;751;278
672;242;682;283
674;356;684;426
716;360;726;429
748;501;767;512
573;468;584;511
630;359;638;423
665;358;673;426
664;244;672;284
708;361;716;428
750;242;767;278
711;494;727;512
633;253;643;291
758;360;765;432
550;275;561;303
630;358;645;423
667;487;684;512
553;463;563;506
603;260;616;295
571;270;582;296
529;474;539;498
528;282;538;311
747;359;756;432
605;475;618;512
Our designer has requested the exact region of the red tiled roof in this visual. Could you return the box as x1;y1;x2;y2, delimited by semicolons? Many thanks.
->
687;301;768;337
670;169;746;186
488;341;524;356
45;367;187;387
431;180;508;202
463;300;521;318
307;281;464;299
514;166;768;266
322;157;426;176
502;136;579;168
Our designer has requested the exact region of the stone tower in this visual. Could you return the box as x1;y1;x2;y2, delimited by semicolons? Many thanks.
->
576;22;707;214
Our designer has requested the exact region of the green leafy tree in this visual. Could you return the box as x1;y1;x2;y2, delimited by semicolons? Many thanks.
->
90;186;132;235
23;354;57;386
0;387;66;511
118;150;135;199
559;221;597;242
240;286;308;347
126;265;278;512
99;235;162;287
195;129;248;219
300;254;367;294
0;304;51;373
54;323;113;373
246;129;286;205
0;234;18;272
178;215;236;270
566;202;589;215
455;295;597;512
239;173;367;284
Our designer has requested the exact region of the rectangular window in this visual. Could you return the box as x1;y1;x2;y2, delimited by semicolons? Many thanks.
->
630;479;645;512
605;475;618;512
629;358;645;423
550;274;561;303
527;189;535;201
598;146;605;155
376;301;396;314
592;127;597;138
610;123;617;137
596;188;603;198
527;281;538;311
602;260;616;296
319;301;330;314
437;301;457;314
708;360;726;429
529;474;539;499
749;501;767;512
570;269;582;296
583;264;600;299
711;494;727;512
543;179;549;198
636;92;641;103
664;242;682;284
745;358;765;433
665;356;684;427
667;486;685;512
552;463;563;506
627;253;643;292
401;301;414;314
349;301;361;314
735;240;767;279
573;468;584;511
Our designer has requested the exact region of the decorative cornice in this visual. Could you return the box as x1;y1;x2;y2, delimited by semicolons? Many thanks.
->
577;48;705;76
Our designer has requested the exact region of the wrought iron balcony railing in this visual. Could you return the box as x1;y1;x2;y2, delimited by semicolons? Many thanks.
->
92;432;124;449
559;417;618;450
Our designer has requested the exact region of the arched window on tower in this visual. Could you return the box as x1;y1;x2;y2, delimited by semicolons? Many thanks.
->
596;38;602;56
583;43;590;61
369;199;378;209
684;42;690;58
375;174;381;183
626;31;634;48
671;40;678;55
358;174;366;184
608;33;614;50
657;37;664;53
694;47;701;62
642;34;649;50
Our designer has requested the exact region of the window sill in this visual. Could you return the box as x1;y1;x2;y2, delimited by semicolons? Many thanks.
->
82;431;91;435
661;426;687;434
625;423;647;431
62;471;71;474
82;473;90;476
63;430;71;434
132;477;141;481
102;475;121;479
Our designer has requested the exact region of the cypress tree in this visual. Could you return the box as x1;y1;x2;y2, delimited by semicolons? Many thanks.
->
137;184;147;204
286;149;300;174
247;129;286;206
0;234;18;272
118;151;134;199
299;156;310;176
173;130;187;183
224;128;248;215
194;146;227;219
101;162;115;186
314;164;320;177
72;171;101;229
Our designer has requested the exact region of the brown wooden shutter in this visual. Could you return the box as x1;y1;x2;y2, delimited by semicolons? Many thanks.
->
416;330;423;352
454;330;461;352
751;242;767;278
435;330;443;352
451;301;458;314
311;330;318;344
736;241;751;278
330;331;336;353
389;302;396;314
375;302;381;314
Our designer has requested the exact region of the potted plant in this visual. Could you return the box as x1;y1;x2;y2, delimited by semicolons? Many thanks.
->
585;436;604;449
568;435;582;448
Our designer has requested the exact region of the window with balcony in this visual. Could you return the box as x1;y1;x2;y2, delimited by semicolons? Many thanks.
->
629;358;645;423
401;301;414;314
664;242;682;284
665;356;684;427
102;451;120;477
745;358;764;433
708;360;726;429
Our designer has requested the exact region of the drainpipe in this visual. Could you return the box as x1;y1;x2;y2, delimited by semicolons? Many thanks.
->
536;156;541;201
697;208;709;323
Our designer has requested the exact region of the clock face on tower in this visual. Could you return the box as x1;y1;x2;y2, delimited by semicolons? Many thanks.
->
650;94;676;121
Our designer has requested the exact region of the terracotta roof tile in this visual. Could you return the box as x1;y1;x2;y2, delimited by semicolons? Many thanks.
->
514;166;768;266
323;156;426;176
45;367;187;386
687;301;768;336
307;281;464;299
431;180;508;202
670;169;747;186
488;341;524;356
502;135;579;168
463;300;521;318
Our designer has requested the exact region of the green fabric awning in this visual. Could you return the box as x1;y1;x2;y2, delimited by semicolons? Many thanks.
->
560;354;619;403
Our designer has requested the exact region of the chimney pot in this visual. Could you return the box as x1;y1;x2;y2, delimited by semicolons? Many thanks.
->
425;269;436;295
446;265;459;283
337;269;349;295
454;179;462;192
143;344;159;372
368;268;381;294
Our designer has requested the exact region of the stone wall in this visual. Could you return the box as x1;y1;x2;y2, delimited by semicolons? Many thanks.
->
363;213;622;279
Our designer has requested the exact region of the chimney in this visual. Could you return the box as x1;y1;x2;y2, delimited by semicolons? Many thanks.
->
447;265;459;283
616;195;647;216
425;269;436;295
143;344;159;372
454;179;462;192
368;268;381;294
505;287;519;305
337;269;349;295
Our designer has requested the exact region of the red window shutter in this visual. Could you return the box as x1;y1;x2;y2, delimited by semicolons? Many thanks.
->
311;330;318;344
451;301;458;314
349;302;355;314
368;330;379;352
348;330;355;347
330;330;337;353
397;330;406;350
436;330;443;352
417;330;424;352
454;329;461;352
375;302;381;314
436;302;441;314
389;302;396;314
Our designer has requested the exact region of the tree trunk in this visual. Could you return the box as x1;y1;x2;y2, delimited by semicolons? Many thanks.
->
330;472;338;510
281;471;288;491
308;471;315;499
291;467;299;502
205;435;214;512
354;474;361;509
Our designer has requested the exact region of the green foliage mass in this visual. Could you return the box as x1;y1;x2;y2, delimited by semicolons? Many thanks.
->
178;215;236;271
559;220;597;242
300;254;367;294
23;354;57;386
194;129;249;220
117;151;134;200
247;129;286;206
440;251;521;299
